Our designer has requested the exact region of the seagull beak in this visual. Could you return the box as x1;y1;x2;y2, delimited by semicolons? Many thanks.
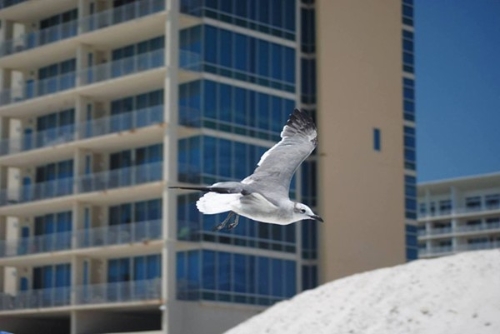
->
309;214;324;223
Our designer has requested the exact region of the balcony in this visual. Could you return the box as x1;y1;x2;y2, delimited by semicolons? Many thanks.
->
0;105;164;156
0;0;28;10
74;278;162;305
418;222;500;238
0;49;165;106
0;0;165;58
456;222;500;233
418;245;453;257
0;231;72;257
77;219;162;249
457;241;500;251
0;220;162;258
419;241;500;257
0;286;71;311
0;162;163;207
0;278;161;312
79;48;164;86
418;202;500;220
79;0;164;34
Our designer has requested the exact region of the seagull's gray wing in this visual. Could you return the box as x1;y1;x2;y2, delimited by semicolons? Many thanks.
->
242;109;317;204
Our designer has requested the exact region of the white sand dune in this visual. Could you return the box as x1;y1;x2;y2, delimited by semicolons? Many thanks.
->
225;249;500;334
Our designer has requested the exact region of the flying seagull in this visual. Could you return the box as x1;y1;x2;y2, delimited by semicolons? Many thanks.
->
170;108;323;230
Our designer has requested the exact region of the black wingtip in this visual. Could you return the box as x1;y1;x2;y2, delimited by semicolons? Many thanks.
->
287;109;316;130
169;186;210;192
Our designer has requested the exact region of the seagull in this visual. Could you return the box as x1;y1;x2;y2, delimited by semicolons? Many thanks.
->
170;108;323;231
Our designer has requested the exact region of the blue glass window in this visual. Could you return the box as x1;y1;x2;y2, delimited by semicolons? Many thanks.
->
180;25;296;92
180;80;294;140
402;0;414;26
302;265;318;291
405;174;417;219
301;8;316;53
373;128;381;151
180;0;295;40
402;28;414;73
405;224;418;261
177;250;296;305
37;59;76;95
301;58;316;104
112;36;165;60
404;126;416;170
33;264;71;289
108;254;161;282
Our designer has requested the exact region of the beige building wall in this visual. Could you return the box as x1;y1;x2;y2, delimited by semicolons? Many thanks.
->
316;0;406;281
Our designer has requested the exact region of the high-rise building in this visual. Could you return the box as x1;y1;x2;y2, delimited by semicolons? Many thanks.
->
316;0;417;281
0;0;414;333
418;172;500;259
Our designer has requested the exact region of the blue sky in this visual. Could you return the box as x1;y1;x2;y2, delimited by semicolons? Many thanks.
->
416;0;500;182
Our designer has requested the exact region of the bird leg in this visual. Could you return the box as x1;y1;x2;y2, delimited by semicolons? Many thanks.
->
212;212;235;231
227;214;240;230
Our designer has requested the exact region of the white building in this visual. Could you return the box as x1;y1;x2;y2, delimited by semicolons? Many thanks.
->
418;172;500;258
0;0;415;333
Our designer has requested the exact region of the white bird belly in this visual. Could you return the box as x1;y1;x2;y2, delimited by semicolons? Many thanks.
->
229;193;293;225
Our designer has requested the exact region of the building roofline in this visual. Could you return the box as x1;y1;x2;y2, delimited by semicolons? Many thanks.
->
418;171;500;187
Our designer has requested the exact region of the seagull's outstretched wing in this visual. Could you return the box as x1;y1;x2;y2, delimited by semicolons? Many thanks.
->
242;109;317;204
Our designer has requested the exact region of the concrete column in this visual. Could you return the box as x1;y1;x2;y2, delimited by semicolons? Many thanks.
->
0;68;12;91
76;44;93;86
78;0;91;19
425;221;430;235
162;0;180;332
75;95;91;140
71;310;78;334
0;19;14;46
424;188;431;216
73;148;86;194
72;202;84;248
0;115;12;161
450;186;458;214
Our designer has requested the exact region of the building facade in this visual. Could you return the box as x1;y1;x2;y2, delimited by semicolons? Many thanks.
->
0;0;413;333
316;0;416;282
418;173;500;259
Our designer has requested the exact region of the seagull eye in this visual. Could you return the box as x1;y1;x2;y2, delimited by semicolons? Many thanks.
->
300;209;306;214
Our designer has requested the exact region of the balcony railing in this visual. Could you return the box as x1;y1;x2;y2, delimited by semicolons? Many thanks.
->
418;245;453;257
179;50;203;71
0;105;164;156
0;20;78;57
0;0;29;10
0;162;163;207
76;219;162;249
457;241;500;251
77;162;163;194
419;241;500;257
0;71;77;105
418;202;500;219
178;106;280;139
456;222;500;233
78;48;165;85
0;286;71;311
0;278;161;311
0;0;165;58
0;231;72;257
0;49;164;106
80;105;164;138
0;220;162;258
74;278;162;305
418;222;500;238
80;0;165;33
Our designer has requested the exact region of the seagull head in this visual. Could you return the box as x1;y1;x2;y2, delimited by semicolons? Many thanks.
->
293;203;324;223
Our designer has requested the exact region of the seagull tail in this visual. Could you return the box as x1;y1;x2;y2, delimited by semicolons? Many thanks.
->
196;192;240;215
